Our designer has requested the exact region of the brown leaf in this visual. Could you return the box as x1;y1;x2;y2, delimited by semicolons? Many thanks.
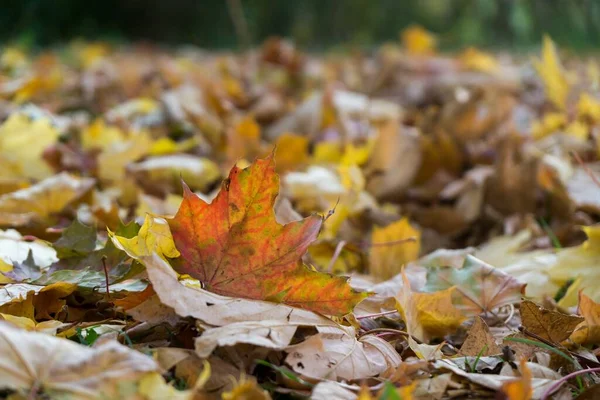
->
520;299;583;344
459;316;501;356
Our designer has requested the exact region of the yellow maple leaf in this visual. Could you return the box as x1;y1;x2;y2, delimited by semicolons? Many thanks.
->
401;25;437;55
370;218;421;280
533;35;570;110
0;113;60;180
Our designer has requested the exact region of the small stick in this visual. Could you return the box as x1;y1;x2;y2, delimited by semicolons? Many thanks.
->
571;150;600;188
356;310;399;320
327;240;347;273
101;256;111;301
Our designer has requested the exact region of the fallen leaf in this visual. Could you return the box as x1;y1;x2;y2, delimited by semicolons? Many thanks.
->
0;172;95;226
0;321;159;398
533;35;570;110
570;292;600;345
369;217;421;280
520;299;583;344
285;326;401;381
401;25;437;55
195;317;338;358
142;253;342;327
459;316;501;356
501;359;533;400
424;255;526;317
168;155;367;315
53;219;97;259
273;133;309;172
128;154;221;194
549;225;600;302
0;113;59;180
396;270;466;342
110;214;180;260
222;376;271;400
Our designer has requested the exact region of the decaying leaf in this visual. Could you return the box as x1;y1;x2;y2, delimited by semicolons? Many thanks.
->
459;316;501;356
0;321;159;398
285;326;401;381
520;299;583;344
425;255;526;317
168;155;367;315
570;292;600;345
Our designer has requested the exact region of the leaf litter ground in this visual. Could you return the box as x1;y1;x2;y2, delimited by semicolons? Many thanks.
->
1;29;600;399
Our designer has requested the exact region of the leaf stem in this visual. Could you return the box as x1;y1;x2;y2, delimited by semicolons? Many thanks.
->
541;367;600;400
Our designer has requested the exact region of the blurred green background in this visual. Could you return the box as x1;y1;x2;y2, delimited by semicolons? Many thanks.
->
1;0;599;50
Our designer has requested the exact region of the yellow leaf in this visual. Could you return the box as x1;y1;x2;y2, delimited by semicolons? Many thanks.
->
313;142;343;163
569;291;600;345
396;270;466;342
222;376;271;400
0;314;63;335
81;118;125;151
565;119;589;141
149;137;198;156
308;240;362;274
0;114;59;180
549;225;600;303
274;133;309;172
533;35;569;110
459;47;498;73
110;214;180;260
97;131;153;183
1;47;27;71
401;25;437;55
577;93;600;123
370;218;420;281
340;141;375;167
531;112;567;140
227;116;263;163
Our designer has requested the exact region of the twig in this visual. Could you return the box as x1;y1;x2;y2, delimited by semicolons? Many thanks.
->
571;150;600;188
359;328;422;344
363;236;417;248
226;0;251;50
327;240;346;273
101;256;111;301
356;310;399;320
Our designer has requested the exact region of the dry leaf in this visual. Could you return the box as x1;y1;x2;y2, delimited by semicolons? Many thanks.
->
0;172;95;226
520;299;583;344
0;321;159;399
369;218;421;281
168;155;367;315
425;255;526;317
459;316;501;356
285;326;401;381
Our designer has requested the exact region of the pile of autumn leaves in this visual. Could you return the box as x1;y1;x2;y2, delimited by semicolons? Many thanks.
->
3;28;600;399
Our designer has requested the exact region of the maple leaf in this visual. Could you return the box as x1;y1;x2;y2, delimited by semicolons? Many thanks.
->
168;155;367;316
533;35;569;110
424;255;526;317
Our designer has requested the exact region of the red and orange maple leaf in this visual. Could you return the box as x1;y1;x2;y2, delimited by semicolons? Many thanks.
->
168;155;368;316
